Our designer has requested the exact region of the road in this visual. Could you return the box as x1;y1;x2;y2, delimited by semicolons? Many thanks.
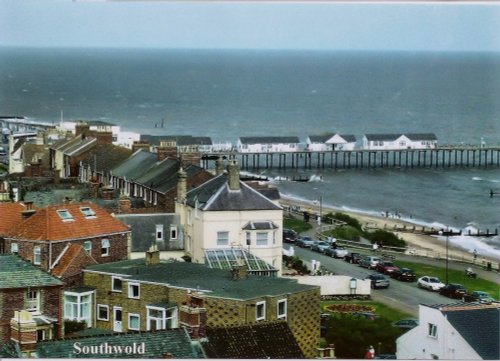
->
285;244;499;317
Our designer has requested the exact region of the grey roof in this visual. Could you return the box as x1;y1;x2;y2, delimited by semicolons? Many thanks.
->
339;134;357;142
115;213;183;252
34;329;203;358
141;135;213;146
133;157;179;188
242;221;279;230
85;259;317;300
85;120;116;127
443;306;499;360
202;322;305;359
0;254;63;289
309;133;356;143
239;136;300;145
79;144;132;173
364;133;437;141
186;173;282;212
110;150;158;179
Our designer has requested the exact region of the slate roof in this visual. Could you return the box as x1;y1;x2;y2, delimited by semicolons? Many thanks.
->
186;173;282;211
442;305;500;360
364;133;437;141
239;136;300;144
242;221;279;230
6;202;130;241
115;213;183;252
309;133;357;143
33;329;203;358
50;135;97;157
110;150;158;179
85;259;317;300
0;254;63;289
79;144;133;173
0;202;27;235
0;341;21;358
133;157;179;189
202;322;304;359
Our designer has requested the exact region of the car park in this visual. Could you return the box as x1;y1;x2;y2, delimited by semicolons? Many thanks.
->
359;256;381;269
344;251;363;264
375;261;399;275
311;240;330;253
390;267;416;282
366;274;390;289
439;283;467;299
296;236;316;248
392;319;419;329
417;276;445;291
283;228;297;243
462;291;496;303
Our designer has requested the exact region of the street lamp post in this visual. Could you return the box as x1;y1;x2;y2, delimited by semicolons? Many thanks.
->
314;188;323;238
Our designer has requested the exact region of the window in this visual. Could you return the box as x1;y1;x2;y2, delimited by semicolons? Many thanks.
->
428;323;438;338
128;283;140;299
80;207;96;218
146;306;178;331
170;225;178;240
33;246;41;265
277;299;287;319
273;231;276;245
112;277;122;292
246;232;251;246
64;292;92;327
187;210;192;225
217;231;229;246
57;209;73;221
156;225;164;241
256;301;266;321
97;304;109;321
256;232;268;246
128;313;140;331
26;289;40;312
11;242;18;254
83;241;92;253
101;239;110;256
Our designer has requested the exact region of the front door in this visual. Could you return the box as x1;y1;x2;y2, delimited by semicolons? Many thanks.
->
113;307;122;332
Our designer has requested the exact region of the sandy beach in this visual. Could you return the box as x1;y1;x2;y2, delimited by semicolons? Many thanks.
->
279;195;499;268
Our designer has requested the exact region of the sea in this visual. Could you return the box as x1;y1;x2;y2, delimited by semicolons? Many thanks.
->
1;47;499;260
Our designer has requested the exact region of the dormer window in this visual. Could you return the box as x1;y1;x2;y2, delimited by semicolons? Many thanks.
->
80;207;96;218
57;209;73;221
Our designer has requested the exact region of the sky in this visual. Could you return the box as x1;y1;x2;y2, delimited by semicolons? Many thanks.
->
0;0;499;51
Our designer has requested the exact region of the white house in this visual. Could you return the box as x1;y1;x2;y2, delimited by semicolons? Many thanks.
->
176;160;284;275
363;133;438;150
306;133;357;151
396;303;499;360
8;132;38;174
237;136;300;153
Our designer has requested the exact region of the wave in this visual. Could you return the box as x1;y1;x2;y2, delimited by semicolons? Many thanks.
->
472;176;500;183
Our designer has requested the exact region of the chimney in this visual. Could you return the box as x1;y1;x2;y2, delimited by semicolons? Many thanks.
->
179;293;207;340
145;243;160;266
10;310;38;354
132;141;150;153
215;156;224;176
119;195;131;213
157;140;177;161
231;258;248;280
75;121;91;138
227;160;240;191
21;201;36;219
177;167;187;204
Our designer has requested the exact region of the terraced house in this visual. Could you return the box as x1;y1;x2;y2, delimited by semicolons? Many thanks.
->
81;249;321;358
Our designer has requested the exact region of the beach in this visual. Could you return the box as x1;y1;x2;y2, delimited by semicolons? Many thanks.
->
279;194;499;268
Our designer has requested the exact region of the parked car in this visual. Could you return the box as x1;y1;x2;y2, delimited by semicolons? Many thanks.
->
366;274;390;289
296;236;316;248
417;276;446;291
439;283;467;299
311;240;330;253
359;256;381;269
374;354;396;359
344;252;363;264
462;291;496;303
376;261;399;275
283;228;297;243
392;319;419;329
390;267;416;282
352;312;378;320
331;245;348;258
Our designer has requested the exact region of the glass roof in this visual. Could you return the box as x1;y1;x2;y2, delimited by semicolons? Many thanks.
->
204;248;276;273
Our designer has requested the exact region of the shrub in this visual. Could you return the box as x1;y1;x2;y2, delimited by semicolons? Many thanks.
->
64;320;87;335
325;212;362;231
363;229;406;248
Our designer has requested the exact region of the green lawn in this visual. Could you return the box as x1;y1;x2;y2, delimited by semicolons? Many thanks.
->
283;216;313;234
394;260;499;297
321;300;413;322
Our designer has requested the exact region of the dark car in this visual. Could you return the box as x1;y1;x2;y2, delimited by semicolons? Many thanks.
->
352;312;378;320
390;267;416;282
392;319;419;329
366;274;390;289
344;252;363;264
462;291;496;303
375;261;399;275
311;240;330;253
296;236;316;248
439;283;467;299
283;228;297;243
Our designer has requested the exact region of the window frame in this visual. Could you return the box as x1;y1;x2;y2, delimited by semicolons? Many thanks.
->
101;238;110;257
128;282;140;299
128;313;140;331
80;206;96;218
57;209;74;221
146;306;178;331
33;246;41;265
111;276;123;293
217;231;229;246
255;301;266;321
83;241;92;253
97;304;109;321
256;232;268;246
63;291;93;327
11;242;18;254
170;225;178;240
428;323;438;338
26;289;41;313
277;299;287;320
156;224;164;241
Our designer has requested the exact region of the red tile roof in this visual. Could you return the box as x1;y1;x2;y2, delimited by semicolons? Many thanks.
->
0;202;28;235
7;202;130;241
51;243;97;278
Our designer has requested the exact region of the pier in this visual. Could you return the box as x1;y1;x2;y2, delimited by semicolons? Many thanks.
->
0;116;55;133
201;147;500;170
